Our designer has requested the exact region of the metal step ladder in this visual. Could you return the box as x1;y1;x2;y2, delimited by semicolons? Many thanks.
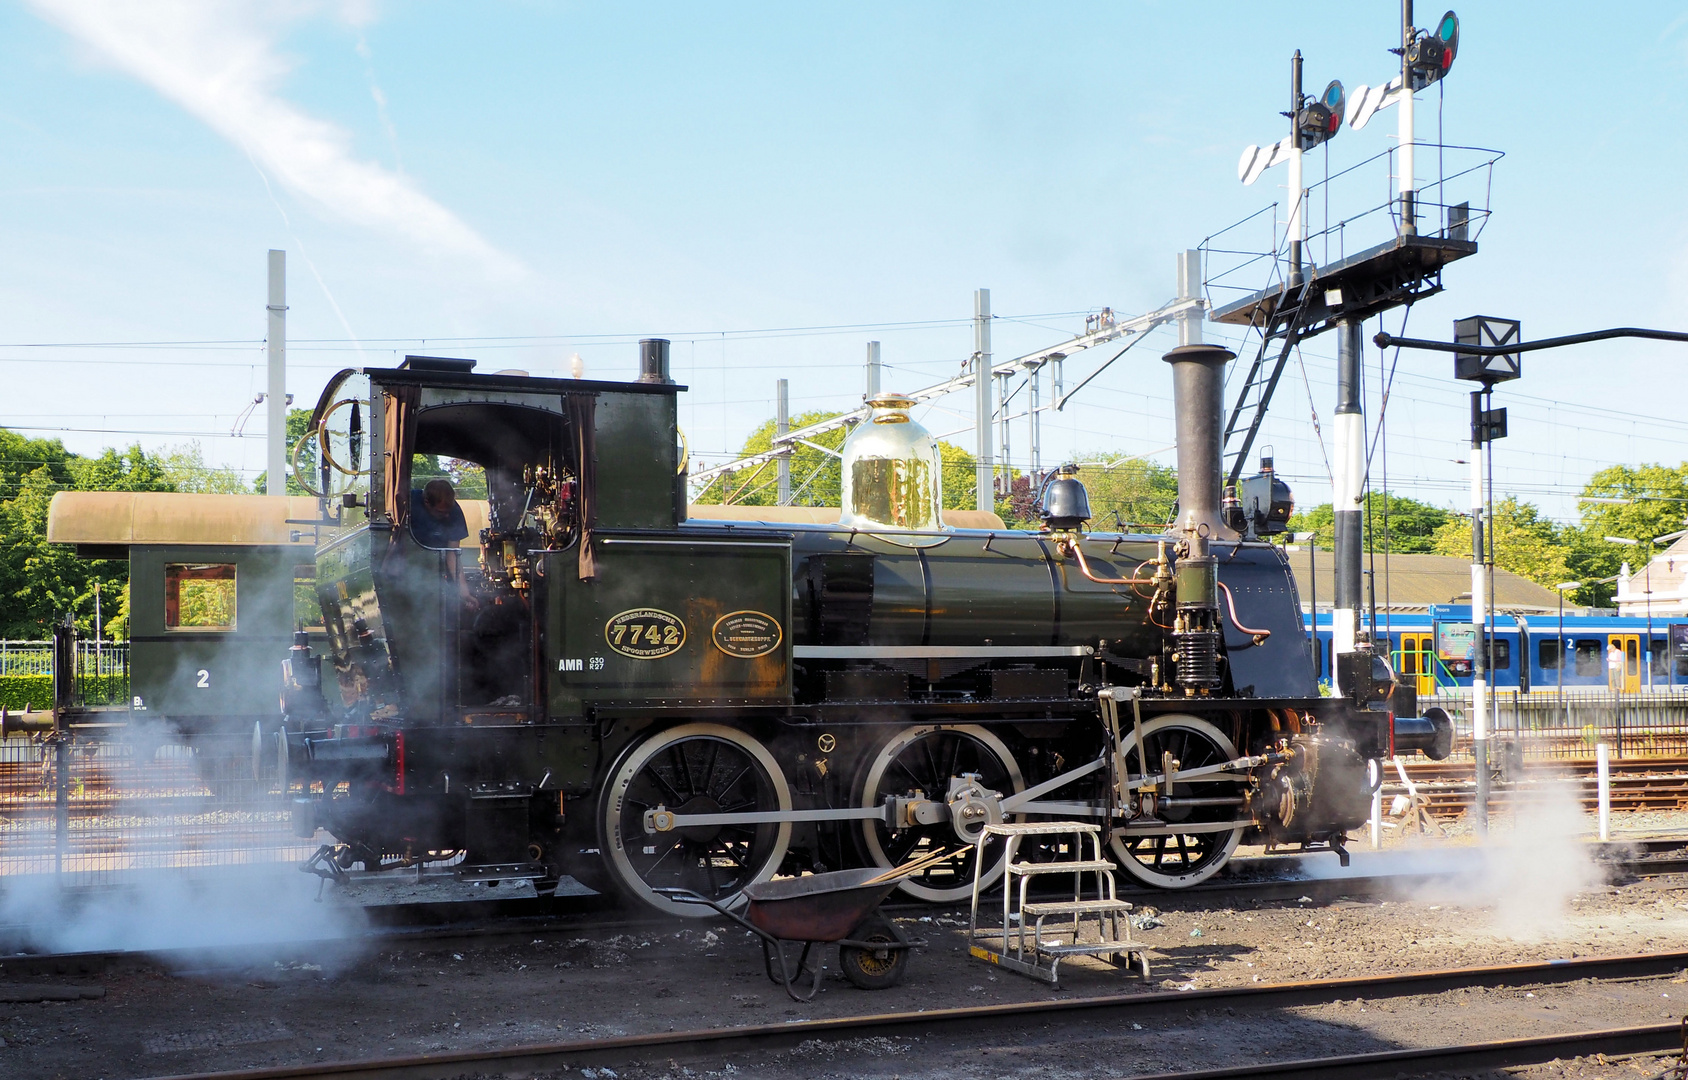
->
1221;271;1322;488
967;821;1150;985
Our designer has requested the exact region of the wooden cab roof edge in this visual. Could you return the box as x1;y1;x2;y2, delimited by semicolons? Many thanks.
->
46;491;488;548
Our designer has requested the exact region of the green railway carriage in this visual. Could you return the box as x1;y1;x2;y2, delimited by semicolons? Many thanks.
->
44;491;488;732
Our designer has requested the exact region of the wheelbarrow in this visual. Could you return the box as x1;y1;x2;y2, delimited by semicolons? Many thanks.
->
655;849;956;1002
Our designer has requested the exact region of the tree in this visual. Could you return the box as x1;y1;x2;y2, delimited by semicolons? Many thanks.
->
1069;455;1178;531
1429;496;1571;592
1287;491;1450;553
255;408;316;495
159;441;249;494
695;412;981;510
1563;463;1688;606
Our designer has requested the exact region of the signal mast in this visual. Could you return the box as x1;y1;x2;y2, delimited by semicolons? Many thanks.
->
1211;3;1476;814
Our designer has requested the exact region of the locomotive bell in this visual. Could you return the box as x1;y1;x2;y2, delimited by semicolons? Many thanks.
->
838;394;946;531
1041;464;1091;531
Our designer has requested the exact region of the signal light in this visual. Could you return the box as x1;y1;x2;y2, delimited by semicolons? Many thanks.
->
1296;80;1345;151
1407;10;1459;90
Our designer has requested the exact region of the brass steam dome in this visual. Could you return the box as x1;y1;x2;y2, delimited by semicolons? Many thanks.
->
838;394;945;531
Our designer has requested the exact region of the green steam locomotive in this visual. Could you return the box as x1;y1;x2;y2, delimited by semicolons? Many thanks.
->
269;342;1447;915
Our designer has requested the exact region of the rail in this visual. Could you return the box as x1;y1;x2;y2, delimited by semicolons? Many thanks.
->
124;952;1688;1080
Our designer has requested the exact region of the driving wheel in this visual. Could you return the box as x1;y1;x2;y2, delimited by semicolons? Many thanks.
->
1109;713;1246;888
600;723;792;917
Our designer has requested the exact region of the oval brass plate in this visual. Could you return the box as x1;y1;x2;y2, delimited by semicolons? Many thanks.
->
604;608;687;659
711;610;783;658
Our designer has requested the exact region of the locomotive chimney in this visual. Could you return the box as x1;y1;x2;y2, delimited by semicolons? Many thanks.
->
638;338;672;384
1163;344;1238;541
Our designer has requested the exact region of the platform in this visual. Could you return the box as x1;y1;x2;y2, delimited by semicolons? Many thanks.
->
1210;232;1478;329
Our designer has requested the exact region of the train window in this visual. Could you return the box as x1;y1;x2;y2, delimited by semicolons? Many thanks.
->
1574;639;1603;677
1651;639;1669;678
164;563;236;631
1485;637;1511;670
1538;639;1561;671
293;565;324;632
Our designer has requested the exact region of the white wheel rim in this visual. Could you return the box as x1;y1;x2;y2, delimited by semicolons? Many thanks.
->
858;724;1024;903
601;722;792;918
1109;713;1246;889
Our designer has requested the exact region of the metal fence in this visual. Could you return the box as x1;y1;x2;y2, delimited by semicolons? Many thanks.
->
1423;689;1688;761
0;730;315;888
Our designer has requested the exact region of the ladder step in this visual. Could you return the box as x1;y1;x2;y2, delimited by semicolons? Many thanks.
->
1034;941;1140;958
983;822;1102;837
1022;899;1133;917
1007;860;1115;876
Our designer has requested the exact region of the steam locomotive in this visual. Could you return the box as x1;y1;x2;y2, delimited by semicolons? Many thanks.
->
269;341;1451;915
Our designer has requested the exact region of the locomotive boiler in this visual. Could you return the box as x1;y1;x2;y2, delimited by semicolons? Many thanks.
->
270;341;1451;916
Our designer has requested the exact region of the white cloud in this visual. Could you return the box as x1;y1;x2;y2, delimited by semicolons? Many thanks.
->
28;0;517;274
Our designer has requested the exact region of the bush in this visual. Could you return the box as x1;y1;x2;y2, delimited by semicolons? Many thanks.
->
0;674;128;710
0;675;50;711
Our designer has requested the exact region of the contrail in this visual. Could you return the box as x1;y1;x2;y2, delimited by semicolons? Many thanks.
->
29;0;520;277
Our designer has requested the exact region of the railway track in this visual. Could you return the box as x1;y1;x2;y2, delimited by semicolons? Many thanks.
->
1393;755;1688;818
134;950;1688;1080
5;839;1684;978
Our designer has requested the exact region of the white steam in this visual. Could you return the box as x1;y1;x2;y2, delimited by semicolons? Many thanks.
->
1298;780;1605;939
27;0;516;274
0;865;366;956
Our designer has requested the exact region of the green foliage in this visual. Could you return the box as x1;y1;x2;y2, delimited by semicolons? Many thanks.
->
1286;491;1450;553
1072;455;1179;531
255;408;314;496
158;441;248;494
0;674;51;711
1560;462;1688;606
0;435;154;639
412;456;489;500
0;674;127;710
174;578;236;629
696;411;980;510
1430;496;1571;592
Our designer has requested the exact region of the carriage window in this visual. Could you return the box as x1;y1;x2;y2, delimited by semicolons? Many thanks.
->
1486;637;1511;670
293;565;324;632
1651;638;1669;677
1538;639;1561;671
164;563;236;631
1574;639;1603;677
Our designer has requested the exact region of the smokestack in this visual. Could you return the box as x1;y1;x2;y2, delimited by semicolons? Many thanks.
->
1163;343;1237;540
638;338;671;383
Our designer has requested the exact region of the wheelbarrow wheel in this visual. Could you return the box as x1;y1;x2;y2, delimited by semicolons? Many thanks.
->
838;916;908;990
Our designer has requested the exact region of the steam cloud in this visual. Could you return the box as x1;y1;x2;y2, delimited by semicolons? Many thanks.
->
28;0;517;274
1304;780;1604;940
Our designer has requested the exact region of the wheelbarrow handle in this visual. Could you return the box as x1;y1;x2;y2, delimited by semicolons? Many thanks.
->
651;888;768;939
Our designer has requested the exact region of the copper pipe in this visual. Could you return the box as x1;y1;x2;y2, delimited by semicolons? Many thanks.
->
1060;539;1157;586
1218;580;1272;639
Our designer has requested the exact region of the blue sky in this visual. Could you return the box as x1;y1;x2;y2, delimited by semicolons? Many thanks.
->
4;2;1688;525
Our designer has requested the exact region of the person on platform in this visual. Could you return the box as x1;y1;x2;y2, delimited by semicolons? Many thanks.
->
1607;640;1626;694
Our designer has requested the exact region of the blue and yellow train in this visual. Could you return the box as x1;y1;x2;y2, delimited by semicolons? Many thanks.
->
1305;605;1688;696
